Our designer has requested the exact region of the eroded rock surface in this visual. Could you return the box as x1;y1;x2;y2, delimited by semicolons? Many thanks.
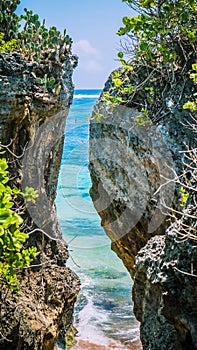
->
1;266;79;350
0;52;80;349
133;230;197;350
89;72;197;349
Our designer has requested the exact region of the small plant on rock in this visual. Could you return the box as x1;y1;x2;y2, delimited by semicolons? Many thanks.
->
0;32;19;52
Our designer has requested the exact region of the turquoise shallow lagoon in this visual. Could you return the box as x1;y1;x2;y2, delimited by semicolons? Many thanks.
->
56;90;140;348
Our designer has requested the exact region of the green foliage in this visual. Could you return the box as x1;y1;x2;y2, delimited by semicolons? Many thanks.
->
179;186;189;207
0;156;39;292
20;8;72;61
0;32;19;52
144;86;154;102
134;108;151;126
22;186;38;203
102;91;125;105
103;0;196;113
36;73;56;91
36;74;62;95
89;111;104;122
183;63;197;111
117;51;133;73
0;1;72;95
102;70;134;106
0;0;21;41
118;0;197;63
0;0;73;62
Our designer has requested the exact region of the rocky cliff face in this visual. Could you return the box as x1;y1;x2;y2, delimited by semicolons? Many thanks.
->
133;230;197;350
0;52;80;350
89;72;197;349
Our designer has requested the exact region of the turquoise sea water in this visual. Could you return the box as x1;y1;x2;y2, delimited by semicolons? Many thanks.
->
56;90;139;348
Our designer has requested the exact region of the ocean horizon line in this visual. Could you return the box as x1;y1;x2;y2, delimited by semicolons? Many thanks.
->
74;88;102;91
74;89;101;99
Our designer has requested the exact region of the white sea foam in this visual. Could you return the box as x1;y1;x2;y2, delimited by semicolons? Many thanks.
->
73;274;110;345
74;94;100;99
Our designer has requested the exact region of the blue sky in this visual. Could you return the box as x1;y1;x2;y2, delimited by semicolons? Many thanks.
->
17;1;135;89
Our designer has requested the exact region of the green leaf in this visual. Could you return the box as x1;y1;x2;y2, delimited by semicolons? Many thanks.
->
118;51;124;59
140;43;148;51
0;156;38;292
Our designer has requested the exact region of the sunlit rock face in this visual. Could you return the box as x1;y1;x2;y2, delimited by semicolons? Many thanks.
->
0;52;80;350
89;73;197;350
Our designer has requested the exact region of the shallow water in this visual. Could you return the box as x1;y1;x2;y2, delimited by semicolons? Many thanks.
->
56;90;140;348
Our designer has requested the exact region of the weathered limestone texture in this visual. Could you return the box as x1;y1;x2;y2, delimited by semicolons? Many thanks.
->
89;72;197;349
0;52;80;350
133;231;197;350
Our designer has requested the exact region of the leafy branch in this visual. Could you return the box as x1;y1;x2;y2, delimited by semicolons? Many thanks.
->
102;0;196;125
183;63;197;111
0;155;39;292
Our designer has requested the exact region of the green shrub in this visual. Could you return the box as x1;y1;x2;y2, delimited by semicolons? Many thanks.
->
0;156;39;292
103;0;197;116
0;0;21;41
183;63;197;111
20;8;72;61
0;0;73;61
118;0;197;64
0;32;19;52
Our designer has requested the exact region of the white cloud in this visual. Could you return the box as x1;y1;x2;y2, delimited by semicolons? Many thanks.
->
73;39;97;56
73;39;104;73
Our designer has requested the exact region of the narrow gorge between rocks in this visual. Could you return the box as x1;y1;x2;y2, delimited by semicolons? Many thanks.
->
0;0;197;347
55;90;141;350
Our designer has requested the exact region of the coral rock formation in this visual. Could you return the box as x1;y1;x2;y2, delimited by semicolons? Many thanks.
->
0;52;80;350
89;74;197;349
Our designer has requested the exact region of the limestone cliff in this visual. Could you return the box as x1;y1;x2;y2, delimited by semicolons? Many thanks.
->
89;70;197;349
0;52;80;349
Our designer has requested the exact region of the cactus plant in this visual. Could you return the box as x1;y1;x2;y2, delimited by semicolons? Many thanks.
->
0;0;73;62
0;0;21;41
0;0;73;94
